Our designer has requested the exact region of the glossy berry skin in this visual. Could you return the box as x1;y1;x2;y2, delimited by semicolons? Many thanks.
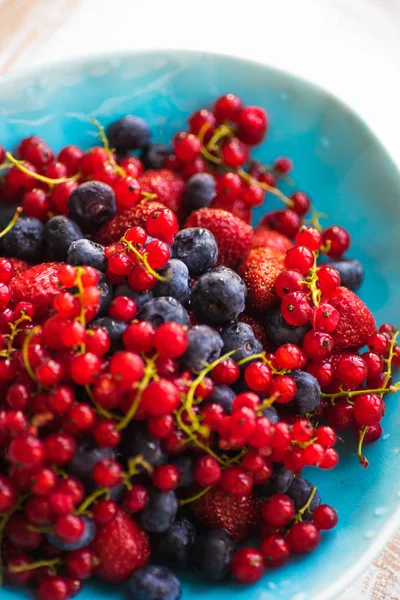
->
317;265;341;296
192;529;235;581
275;344;301;369
302;330;334;359
261;494;295;527
214;93;243;122
0;476;16;511
230;548;265;583
152;464;180;492
353;393;384;426
275;269;304;298
237;106;268;145
221;138;248;167
219;466;253;497
290;191;311;216
311;303;340;333
126;565;181;600
194;456;221;486
261;534;290;567
284;246;314;275
173;132;201;162
281;292;312;326
322;226;350;258
244;361;272;393
287;522;321;553
335;353;367;386
312;504;338;530
153;322;188;359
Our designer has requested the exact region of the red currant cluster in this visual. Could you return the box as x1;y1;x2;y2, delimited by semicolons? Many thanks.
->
105;213;177;290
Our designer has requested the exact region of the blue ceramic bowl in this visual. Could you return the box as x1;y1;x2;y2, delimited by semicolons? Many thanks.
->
1;50;400;600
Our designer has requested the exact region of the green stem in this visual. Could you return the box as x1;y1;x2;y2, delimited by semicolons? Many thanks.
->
8;558;61;574
179;486;211;506
237;168;293;207
121;236;169;282
75;488;109;515
92;119;125;177
0;206;22;239
116;355;157;431
6;152;80;187
294;486;317;522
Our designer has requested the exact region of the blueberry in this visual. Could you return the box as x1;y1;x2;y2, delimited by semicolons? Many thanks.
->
181;325;223;372
126;565;181;600
220;321;262;362
157;519;196;567
287;477;321;520
208;384;236;413
153;259;190;304
1;216;44;261
68;181;116;232
190;267;246;325
191;529;235;581
107;115;151;152
47;516;96;551
258;465;294;496
44;216;82;261
183;173;216;212
290;370;321;414
265;307;310;347
262;405;279;424
114;284;153;311
91;316;127;352
68;440;115;482
137;488;178;533
172;228;218;276
170;454;195;489
137;296;190;328
96;271;113;317
67;239;106;272
327;258;364;292
141;143;171;170
120;422;165;469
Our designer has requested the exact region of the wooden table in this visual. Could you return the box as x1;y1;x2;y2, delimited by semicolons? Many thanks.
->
1;0;399;597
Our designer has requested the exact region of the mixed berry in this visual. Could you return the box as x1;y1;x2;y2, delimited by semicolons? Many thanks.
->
0;93;398;600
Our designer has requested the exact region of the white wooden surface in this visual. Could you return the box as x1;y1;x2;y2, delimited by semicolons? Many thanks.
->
0;1;399;597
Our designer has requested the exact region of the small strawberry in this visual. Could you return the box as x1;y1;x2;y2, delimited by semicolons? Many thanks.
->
9;262;64;320
184;208;253;269
8;258;30;277
211;195;251;224
328;286;376;349
239;247;284;312
252;226;293;253
139;169;184;213
95;200;165;245
91;510;150;583
191;487;262;541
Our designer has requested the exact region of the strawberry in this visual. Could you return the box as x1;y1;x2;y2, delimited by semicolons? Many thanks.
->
184;208;253;269
191;487;262;541
239;313;273;351
252;226;293;253
139;169;184;213
239;247;284;312
8;258;30;277
9;262;64;320
91;510;150;583
95;200;165;245
328;286;376;349
211;195;251;224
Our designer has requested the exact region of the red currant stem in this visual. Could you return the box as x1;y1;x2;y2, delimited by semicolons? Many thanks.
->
1;311;32;357
175;411;225;465
84;384;120;422
179;486;212;506
5;152;81;187
92;119;126;178
75;487;110;515
0;205;23;239
237;351;287;376
141;191;158;201
31;412;55;430
21;324;41;383
27;525;54;533
237;168;294;207
256;393;280;413
116;355;157;431
294;486;317;523
127;455;153;477
304;209;328;233
291;436;318;449
357;426;369;468
53;467;69;479
0;161;13;172
200;145;222;165
302;254;321;307
206;123;233;152
121;236;170;282
0;494;29;587
9;558;61;574
197;122;212;144
226;447;247;465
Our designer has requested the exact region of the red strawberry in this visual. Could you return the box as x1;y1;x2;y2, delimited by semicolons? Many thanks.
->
139;169;184;213
252;226;293;253
239;313;273;351
91;510;150;583
8;258;30;277
191;488;262;541
239;247;284;312
184;208;253;269
9;262;64;320
211;195;251;224
95;200;165;245
328;286;376;349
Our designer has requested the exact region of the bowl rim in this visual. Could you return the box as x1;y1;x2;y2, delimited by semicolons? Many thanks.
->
1;47;400;600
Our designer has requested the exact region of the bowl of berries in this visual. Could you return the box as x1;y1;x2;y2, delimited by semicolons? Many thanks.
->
0;49;400;600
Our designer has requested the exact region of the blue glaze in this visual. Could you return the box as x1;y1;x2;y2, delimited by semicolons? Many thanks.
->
1;50;400;600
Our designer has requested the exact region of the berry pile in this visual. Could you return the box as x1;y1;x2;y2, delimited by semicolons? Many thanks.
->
0;93;398;600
